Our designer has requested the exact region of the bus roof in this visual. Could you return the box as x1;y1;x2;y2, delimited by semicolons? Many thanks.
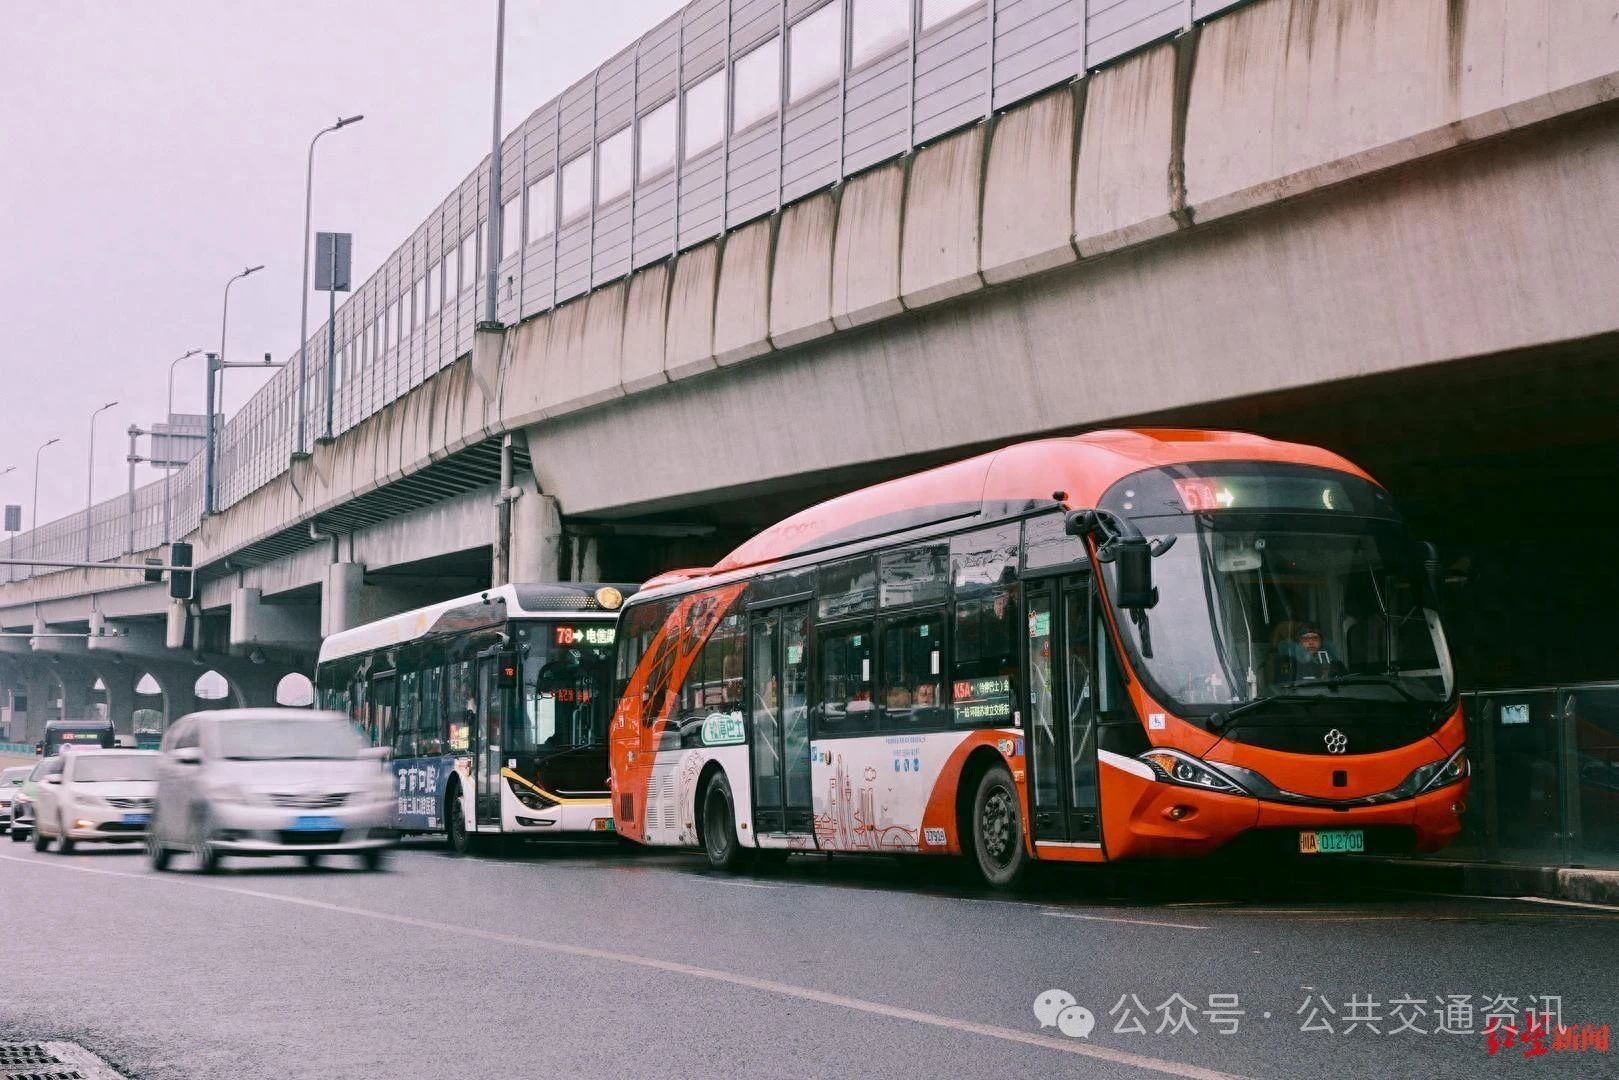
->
317;582;636;667
698;429;1371;581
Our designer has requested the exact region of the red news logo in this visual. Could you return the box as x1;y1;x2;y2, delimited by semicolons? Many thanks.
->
1484;1013;1610;1058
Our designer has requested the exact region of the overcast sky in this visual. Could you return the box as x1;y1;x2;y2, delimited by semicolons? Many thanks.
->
0;0;684;530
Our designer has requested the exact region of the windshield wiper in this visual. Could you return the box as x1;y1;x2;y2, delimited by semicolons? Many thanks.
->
1293;673;1425;703
1208;693;1325;731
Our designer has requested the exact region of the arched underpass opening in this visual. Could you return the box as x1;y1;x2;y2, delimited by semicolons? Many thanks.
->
275;672;314;707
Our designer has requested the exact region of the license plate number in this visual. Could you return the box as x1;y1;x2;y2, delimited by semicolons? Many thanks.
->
292;815;343;832
591;817;615;832
122;813;151;826
1300;829;1364;854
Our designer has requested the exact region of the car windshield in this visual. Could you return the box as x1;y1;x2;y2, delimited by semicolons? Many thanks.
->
73;755;159;783
511;620;617;754
213;719;363;761
2;768;28;785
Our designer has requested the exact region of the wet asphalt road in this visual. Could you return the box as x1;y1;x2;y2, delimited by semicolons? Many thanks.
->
2;835;1616;1080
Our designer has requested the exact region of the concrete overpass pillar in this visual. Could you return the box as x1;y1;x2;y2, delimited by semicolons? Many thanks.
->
322;563;367;639
229;588;320;661
101;666;139;735
508;477;561;584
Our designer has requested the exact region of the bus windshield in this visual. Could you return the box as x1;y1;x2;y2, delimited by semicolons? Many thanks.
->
1109;511;1454;714
510;620;616;754
46;724;114;753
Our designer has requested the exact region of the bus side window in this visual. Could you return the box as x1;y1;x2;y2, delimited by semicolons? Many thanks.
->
879;613;946;729
817;623;876;736
419;666;444;756
396;670;419;759
952;587;1020;727
370;676;396;750
675;605;744;749
446;661;473;753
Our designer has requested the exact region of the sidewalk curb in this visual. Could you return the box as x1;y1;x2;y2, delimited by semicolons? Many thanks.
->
1347;857;1619;906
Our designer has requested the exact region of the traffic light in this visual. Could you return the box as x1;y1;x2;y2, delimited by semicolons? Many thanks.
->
143;557;163;583
168;542;194;600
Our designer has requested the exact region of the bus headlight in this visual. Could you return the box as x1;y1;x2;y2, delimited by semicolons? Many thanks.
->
1409;748;1469;794
1138;749;1248;795
507;779;555;810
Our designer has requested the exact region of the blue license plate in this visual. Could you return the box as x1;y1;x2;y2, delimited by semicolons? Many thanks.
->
122;813;151;826
292;815;343;832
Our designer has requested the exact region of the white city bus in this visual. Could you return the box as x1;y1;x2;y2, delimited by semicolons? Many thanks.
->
315;582;633;853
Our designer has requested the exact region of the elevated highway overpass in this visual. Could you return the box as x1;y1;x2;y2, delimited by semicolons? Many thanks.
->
3;0;1617;737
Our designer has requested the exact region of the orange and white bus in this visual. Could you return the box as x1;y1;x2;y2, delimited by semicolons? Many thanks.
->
608;430;1468;885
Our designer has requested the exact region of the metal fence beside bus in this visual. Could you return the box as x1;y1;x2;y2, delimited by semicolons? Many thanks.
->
1438;683;1619;870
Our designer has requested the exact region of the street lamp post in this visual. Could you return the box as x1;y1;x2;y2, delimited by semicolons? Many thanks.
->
31;437;60;577
295;114;364;458
217;265;264;417
1;464;14;583
163;348;203;544
485;0;506;327
85;401;118;562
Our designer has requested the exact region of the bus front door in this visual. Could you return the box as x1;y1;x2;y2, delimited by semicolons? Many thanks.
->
748;603;813;840
1026;574;1101;845
476;657;504;825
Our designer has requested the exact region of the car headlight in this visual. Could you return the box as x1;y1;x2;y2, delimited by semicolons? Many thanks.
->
1406;747;1469;795
507;779;555;810
1139;749;1248;795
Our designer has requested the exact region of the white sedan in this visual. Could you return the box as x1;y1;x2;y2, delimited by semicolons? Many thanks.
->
32;750;158;853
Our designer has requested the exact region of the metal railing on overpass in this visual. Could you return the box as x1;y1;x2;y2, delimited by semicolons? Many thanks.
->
8;0;1251;579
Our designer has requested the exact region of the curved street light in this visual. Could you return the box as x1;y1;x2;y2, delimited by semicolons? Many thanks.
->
216;264;265;415
295;114;364;457
85;401;118;561
30;436;60;574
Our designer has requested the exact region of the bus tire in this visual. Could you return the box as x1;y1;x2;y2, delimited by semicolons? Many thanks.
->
701;772;751;873
964;762;1028;889
446;787;473;856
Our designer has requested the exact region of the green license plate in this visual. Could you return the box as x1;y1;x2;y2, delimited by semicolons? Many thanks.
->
1299;829;1364;854
591;817;615;832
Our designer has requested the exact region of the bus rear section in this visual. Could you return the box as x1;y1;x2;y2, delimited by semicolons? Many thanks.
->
608;430;1468;886
316;583;633;853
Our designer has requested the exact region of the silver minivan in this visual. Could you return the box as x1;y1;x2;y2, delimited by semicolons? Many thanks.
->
149;709;396;873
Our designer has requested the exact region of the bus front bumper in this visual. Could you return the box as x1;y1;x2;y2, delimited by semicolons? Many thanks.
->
1099;767;1468;861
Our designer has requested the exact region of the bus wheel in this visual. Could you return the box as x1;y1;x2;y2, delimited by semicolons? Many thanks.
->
446;789;473;856
702;773;751;873
966;763;1028;889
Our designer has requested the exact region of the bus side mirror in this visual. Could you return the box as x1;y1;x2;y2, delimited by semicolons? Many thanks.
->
1113;540;1159;611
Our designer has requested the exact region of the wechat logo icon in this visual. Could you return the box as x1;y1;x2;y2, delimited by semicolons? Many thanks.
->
1033;990;1095;1039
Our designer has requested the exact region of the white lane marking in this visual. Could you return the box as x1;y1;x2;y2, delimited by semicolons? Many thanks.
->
1;852;1247;1080
1511;895;1619;913
1041;910;1209;931
690;877;782;889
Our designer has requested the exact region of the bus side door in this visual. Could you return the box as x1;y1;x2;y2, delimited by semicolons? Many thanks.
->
1026;573;1101;844
748;602;814;838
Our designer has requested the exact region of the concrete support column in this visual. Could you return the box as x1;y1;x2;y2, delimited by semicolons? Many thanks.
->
23;670;56;742
55;668;94;725
322;562;367;639
101;666;139;734
508;476;561;585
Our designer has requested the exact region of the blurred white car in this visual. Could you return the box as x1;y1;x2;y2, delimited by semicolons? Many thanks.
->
31;750;158;853
149;709;396;873
0;765;31;833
